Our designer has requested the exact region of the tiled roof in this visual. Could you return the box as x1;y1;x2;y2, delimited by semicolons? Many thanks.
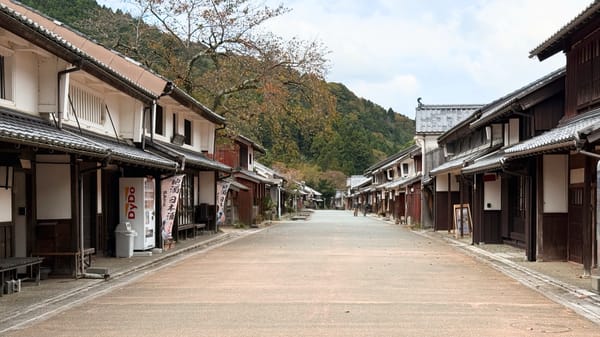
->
530;2;600;61
504;109;600;157
84;134;177;169
0;109;106;155
224;177;249;191
0;0;226;125
150;140;232;172
0;2;156;102
470;68;565;129
377;173;422;190
415;104;483;134
236;134;266;154
0;109;178;170
364;145;419;174
235;169;272;184
430;147;493;176
461;150;504;175
348;175;371;189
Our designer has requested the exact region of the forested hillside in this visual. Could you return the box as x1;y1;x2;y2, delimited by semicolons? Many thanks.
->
20;0;415;184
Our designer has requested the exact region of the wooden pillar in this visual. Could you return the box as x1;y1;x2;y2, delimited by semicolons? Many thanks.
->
447;173;452;233
583;156;592;276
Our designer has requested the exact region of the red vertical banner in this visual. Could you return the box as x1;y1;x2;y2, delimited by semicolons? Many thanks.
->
161;174;185;240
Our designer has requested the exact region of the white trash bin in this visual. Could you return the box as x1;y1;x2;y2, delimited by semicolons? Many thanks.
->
115;222;137;258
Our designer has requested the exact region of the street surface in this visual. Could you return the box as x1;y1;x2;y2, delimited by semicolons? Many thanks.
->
4;210;600;336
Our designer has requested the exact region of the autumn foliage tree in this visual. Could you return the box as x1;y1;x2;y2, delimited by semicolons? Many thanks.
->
21;0;416;186
122;1;332;133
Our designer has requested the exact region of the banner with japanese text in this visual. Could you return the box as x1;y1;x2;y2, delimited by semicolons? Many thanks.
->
161;174;185;240
216;180;231;226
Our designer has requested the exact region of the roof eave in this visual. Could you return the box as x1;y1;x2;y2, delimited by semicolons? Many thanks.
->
529;2;600;61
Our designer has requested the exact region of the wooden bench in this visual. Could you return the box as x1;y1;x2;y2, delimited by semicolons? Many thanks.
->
32;248;95;279
0;257;43;296
176;223;196;240
176;223;207;241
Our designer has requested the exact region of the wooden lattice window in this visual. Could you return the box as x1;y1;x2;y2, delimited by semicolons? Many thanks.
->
575;36;600;107
68;85;104;125
177;174;194;226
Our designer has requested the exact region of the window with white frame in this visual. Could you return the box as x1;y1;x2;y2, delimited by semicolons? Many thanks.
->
402;163;409;177
68;85;104;125
386;168;394;180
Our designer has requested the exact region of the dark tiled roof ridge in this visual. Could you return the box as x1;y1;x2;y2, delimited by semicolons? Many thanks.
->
481;67;564;112
469;67;566;128
416;103;483;110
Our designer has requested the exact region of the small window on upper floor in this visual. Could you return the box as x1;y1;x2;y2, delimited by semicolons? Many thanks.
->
402;163;409;176
386;169;394;180
155;105;164;135
0;54;14;102
184;119;192;145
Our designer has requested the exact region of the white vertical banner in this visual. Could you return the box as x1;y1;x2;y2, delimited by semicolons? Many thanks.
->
161;174;185;240
216;180;231;226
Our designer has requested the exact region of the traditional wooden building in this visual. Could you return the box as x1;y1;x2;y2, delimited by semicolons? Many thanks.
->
216;135;270;226
414;103;483;229
522;1;600;274
0;0;229;278
362;145;422;225
435;68;565;262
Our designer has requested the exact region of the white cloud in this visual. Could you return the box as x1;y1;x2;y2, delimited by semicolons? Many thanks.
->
101;0;593;118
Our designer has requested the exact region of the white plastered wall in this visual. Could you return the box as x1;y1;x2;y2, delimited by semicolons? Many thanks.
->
543;154;568;213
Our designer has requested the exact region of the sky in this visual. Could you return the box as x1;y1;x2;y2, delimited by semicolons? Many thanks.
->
97;0;592;119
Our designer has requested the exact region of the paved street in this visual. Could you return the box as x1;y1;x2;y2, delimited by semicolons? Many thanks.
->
4;210;600;337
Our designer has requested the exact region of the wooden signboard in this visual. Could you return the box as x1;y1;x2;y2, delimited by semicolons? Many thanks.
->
453;204;472;238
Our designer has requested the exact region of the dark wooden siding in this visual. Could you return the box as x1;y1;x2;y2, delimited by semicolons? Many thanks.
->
540;213;568;261
406;184;421;225
566;23;600;117
533;95;564;134
482;211;502;243
0;222;13;258
434;191;459;231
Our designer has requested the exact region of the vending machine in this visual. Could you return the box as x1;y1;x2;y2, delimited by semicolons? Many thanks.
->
119;177;156;250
